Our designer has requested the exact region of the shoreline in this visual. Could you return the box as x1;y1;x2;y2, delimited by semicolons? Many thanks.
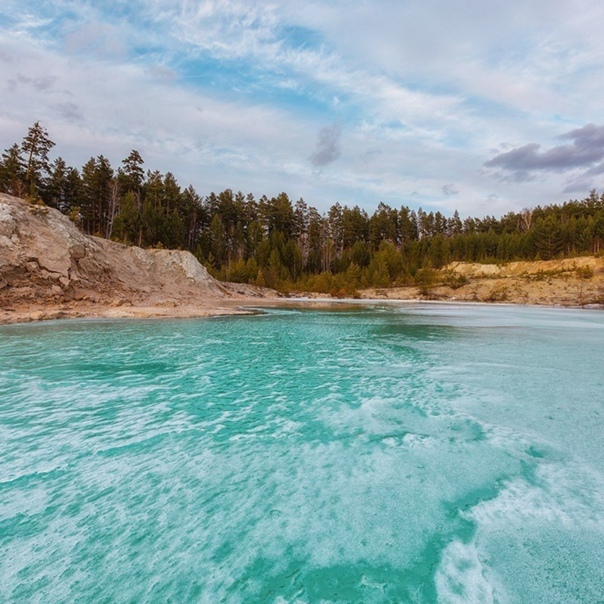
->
2;295;602;326
1;193;602;326
0;300;259;326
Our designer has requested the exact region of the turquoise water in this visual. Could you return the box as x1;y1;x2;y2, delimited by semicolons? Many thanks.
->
1;304;603;603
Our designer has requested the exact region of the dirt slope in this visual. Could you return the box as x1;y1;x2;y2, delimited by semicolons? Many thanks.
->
0;193;273;322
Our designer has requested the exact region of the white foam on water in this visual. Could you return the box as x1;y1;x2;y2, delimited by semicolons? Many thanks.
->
469;461;604;529
2;306;604;602
435;540;501;604
452;459;604;603
0;475;52;518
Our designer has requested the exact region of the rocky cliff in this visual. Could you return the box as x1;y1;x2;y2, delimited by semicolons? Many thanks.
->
0;193;264;311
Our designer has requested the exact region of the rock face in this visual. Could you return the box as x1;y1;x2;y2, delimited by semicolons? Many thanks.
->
0;193;239;306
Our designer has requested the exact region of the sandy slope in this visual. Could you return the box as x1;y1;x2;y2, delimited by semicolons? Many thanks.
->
360;256;604;307
0;194;276;324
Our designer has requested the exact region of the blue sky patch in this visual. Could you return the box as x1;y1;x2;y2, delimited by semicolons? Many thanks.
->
1;0;604;215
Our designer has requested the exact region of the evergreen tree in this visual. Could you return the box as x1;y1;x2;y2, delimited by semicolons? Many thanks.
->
43;157;82;212
112;191;140;243
533;215;563;260
120;150;145;195
0;144;26;196
81;156;114;235
21;121;55;198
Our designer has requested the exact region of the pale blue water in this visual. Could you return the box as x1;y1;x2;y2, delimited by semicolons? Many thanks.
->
0;304;603;603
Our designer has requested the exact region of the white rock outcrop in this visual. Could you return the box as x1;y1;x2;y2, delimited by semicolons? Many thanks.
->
0;193;231;305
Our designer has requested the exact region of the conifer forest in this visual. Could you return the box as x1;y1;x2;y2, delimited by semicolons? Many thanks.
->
2;123;604;294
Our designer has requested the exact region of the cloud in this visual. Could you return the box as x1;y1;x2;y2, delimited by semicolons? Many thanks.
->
64;22;127;59
54;102;84;123
484;124;604;189
485;124;604;173
562;161;604;194
289;0;604;116
0;47;15;63
7;73;56;92
310;124;341;167
3;0;604;217
145;64;177;82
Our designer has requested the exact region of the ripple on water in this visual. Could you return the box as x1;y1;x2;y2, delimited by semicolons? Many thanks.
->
0;307;603;603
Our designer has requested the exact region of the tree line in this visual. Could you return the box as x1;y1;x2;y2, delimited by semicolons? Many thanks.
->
2;122;604;294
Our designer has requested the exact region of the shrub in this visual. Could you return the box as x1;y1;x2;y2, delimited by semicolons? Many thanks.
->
441;270;469;290
576;265;594;280
414;266;436;295
485;285;509;302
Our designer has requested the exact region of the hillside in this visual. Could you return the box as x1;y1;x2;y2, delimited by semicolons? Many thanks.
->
360;256;604;307
0;194;274;323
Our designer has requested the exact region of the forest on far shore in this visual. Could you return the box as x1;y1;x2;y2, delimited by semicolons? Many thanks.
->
2;122;604;295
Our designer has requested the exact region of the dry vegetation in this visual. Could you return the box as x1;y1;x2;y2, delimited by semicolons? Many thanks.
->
359;256;604;307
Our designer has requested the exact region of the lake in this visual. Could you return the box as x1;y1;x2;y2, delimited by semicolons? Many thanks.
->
1;304;603;603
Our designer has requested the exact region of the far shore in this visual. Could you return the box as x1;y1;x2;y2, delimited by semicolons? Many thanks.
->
0;299;257;326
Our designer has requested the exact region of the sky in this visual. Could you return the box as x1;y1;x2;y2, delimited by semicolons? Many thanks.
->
2;0;604;217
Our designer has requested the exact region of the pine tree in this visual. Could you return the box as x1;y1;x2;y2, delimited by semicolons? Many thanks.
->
43;157;80;211
0;144;26;196
21;121;55;198
81;156;114;235
120;150;145;195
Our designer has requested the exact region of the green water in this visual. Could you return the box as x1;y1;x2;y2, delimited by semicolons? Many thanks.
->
0;304;603;603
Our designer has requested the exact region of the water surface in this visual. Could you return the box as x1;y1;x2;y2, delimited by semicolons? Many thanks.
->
1;304;603;603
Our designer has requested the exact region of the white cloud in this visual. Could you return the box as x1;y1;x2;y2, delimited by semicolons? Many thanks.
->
64;22;128;59
0;28;305;183
2;0;604;216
